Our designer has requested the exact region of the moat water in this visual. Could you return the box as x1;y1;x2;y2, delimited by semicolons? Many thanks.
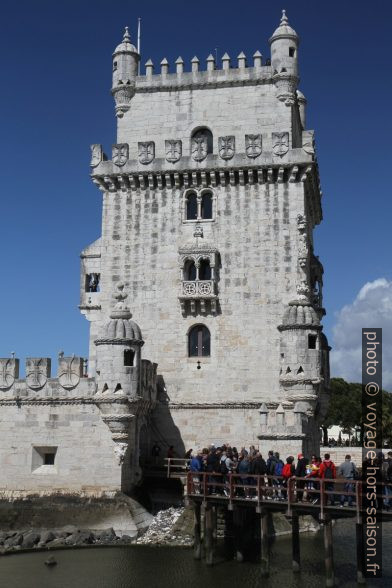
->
0;520;391;588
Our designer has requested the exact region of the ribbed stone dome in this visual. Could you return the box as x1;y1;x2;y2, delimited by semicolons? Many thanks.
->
269;10;298;43
104;317;142;341
282;300;319;327
114;27;138;54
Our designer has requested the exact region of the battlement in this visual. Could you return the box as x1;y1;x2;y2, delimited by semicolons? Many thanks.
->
134;53;272;92
0;356;95;403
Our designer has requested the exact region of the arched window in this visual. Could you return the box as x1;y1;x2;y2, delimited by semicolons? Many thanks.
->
186;193;198;220
201;192;213;219
199;259;211;280
188;325;211;357
184;260;197;281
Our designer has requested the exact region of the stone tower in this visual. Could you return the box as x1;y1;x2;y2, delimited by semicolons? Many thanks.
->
82;11;330;458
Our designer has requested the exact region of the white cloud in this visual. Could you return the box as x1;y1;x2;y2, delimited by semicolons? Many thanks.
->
330;278;392;390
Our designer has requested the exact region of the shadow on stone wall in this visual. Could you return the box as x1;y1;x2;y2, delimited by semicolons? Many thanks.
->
148;376;185;458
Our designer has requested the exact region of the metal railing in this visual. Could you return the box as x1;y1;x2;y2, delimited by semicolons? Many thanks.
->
186;472;391;520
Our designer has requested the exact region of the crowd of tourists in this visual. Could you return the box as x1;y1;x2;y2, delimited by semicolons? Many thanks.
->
179;445;392;510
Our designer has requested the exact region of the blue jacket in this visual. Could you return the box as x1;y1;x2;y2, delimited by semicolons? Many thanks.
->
190;457;202;472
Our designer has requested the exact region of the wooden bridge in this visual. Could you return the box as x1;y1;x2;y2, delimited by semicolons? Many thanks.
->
183;470;391;587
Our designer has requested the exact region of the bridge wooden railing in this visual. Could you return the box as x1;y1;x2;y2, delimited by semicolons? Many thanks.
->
164;458;190;478
186;471;391;520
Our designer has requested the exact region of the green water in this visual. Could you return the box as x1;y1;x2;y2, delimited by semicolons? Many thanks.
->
0;520;390;588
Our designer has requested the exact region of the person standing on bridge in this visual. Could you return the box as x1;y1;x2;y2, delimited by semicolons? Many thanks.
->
295;453;308;502
319;453;337;505
337;454;357;507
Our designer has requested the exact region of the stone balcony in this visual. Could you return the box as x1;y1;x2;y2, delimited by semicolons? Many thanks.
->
178;280;218;315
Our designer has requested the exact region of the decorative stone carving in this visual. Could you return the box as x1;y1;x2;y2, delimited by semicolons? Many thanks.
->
302;130;315;155
245;134;262;158
272;132;289;156
297;214;309;268
191;134;208;162
114;443;128;465
296;281;311;301
58;355;83;390
26;358;51;390
193;224;203;238
219;136;235;160
112;83;135;118
90;144;103;167
0;358;19;390
112;143;129;167
138;141;155;164
165;139;182;163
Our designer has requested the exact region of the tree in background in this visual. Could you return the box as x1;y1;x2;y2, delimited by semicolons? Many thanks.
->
321;378;392;447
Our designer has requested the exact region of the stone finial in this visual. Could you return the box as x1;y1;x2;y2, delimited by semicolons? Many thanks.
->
281;9;289;25
175;56;184;74
206;54;215;72
145;59;154;77
253;50;262;68
160;58;169;75
222;52;230;70
237;51;246;68
259;402;268;414
123;26;131;43
191;56;199;73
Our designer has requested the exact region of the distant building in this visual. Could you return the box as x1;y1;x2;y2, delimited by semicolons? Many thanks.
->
0;11;330;496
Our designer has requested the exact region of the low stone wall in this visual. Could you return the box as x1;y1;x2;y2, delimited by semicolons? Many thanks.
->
319;447;391;465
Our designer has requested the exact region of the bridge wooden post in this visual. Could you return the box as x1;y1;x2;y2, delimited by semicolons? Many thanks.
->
204;504;214;566
212;506;218;546
292;513;301;572
193;501;201;560
260;511;270;577
323;516;334;587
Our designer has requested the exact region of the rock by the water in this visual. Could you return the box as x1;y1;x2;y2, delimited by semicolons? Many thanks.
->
39;530;56;545
22;532;41;548
45;556;57;566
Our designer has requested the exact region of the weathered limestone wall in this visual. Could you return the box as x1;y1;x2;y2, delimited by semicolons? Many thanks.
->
0;401;121;494
94;180;305;408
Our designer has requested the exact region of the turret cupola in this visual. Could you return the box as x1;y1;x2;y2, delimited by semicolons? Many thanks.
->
112;27;140;118
95;283;144;396
269;10;299;105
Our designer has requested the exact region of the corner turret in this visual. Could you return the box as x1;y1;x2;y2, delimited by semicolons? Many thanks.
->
94;283;143;396
269;10;299;105
111;27;140;118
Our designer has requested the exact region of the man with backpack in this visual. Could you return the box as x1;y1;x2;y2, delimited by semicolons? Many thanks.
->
337;454;357;507
272;452;284;500
319;453;337;505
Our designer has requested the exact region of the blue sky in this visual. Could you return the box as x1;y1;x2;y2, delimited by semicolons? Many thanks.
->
0;0;391;384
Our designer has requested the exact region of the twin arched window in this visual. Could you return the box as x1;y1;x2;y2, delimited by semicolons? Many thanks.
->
188;325;210;357
184;259;212;281
185;191;213;221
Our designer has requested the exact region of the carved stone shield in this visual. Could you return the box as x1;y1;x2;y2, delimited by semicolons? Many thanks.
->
272;132;289;156
112;143;129;166
138;141;155;164
302;130;315;155
0;358;18;390
90;144;103;167
58;356;83;390
191;136;207;162
165;140;182;163
245;134;262;158
219;136;235;160
26;358;50;390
